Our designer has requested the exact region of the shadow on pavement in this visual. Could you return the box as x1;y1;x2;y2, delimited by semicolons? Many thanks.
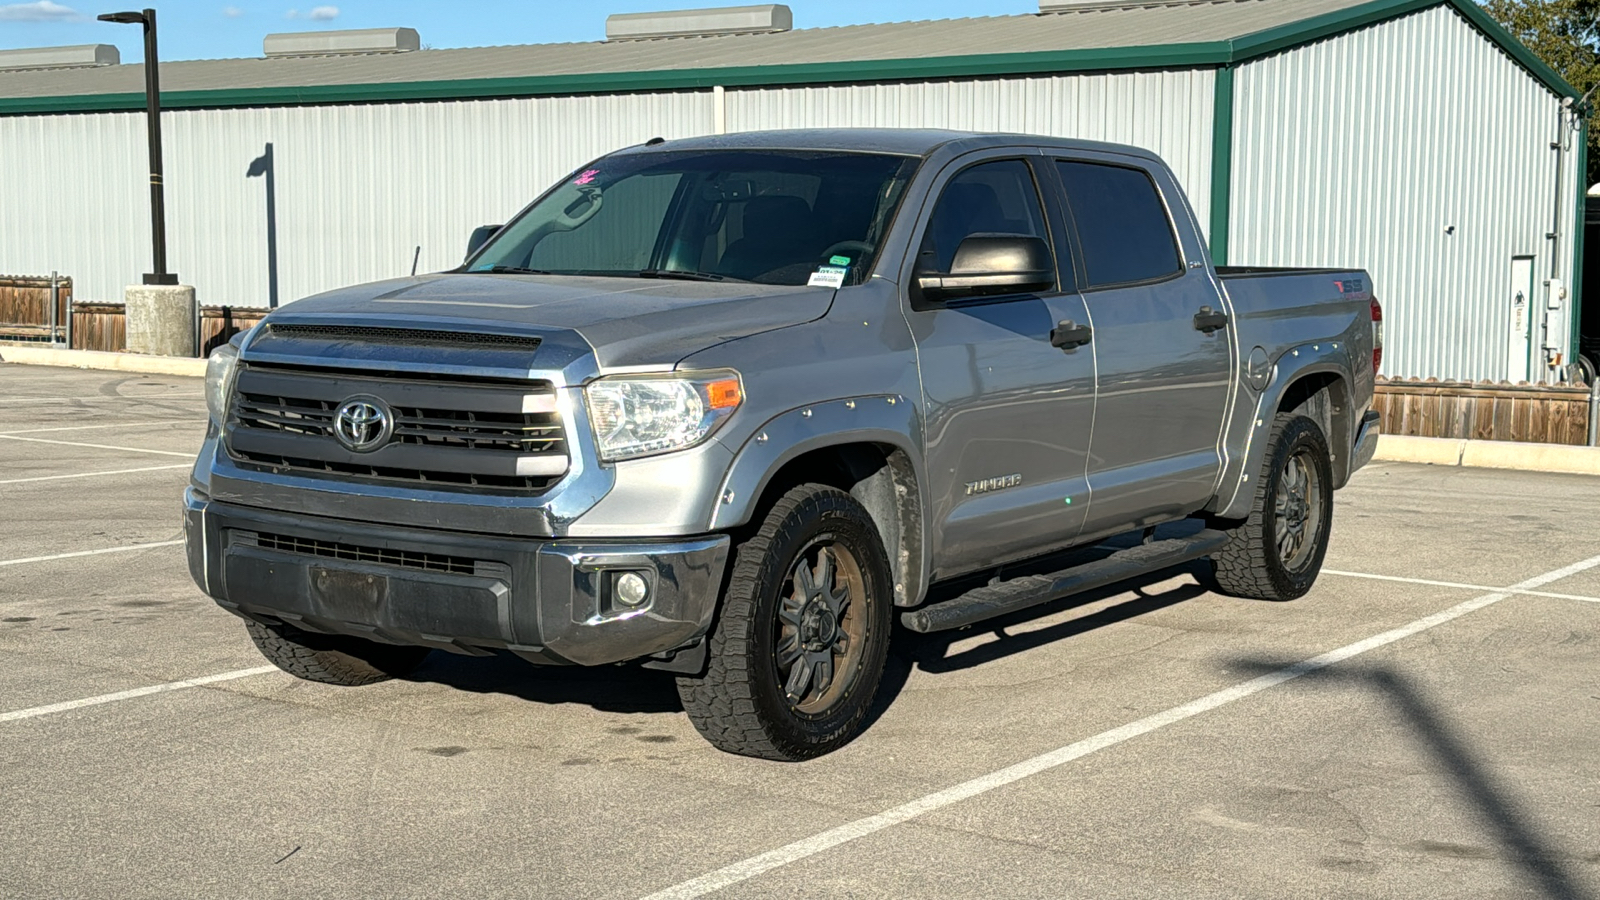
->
1229;657;1594;900
404;650;684;715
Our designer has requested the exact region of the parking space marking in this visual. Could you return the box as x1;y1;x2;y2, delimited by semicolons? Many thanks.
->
639;552;1600;900
0;464;191;485
0;666;280;724
0;397;73;403
0;421;198;435
0;539;184;569
1324;569;1600;604
0;435;193;457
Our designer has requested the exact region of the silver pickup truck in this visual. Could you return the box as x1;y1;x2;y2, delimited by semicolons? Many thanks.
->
185;129;1382;760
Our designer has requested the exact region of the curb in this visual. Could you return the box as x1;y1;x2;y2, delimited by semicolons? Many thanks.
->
0;345;207;377
1374;434;1600;476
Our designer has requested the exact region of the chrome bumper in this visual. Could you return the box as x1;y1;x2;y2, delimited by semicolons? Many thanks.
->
1351;409;1381;474
183;488;728;668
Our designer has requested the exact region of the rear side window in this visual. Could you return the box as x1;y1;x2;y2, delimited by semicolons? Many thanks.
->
1056;161;1181;287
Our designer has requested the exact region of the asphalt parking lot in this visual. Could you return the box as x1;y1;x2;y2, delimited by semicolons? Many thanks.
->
2;363;1599;900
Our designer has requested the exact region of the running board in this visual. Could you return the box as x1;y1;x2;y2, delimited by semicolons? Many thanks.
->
901;529;1229;634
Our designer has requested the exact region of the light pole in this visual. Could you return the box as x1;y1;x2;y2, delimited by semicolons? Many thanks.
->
98;8;177;286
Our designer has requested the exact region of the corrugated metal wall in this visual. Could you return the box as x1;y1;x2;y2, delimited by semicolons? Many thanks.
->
1230;4;1578;382
725;70;1217;231
0;93;714;306
0;70;1214;309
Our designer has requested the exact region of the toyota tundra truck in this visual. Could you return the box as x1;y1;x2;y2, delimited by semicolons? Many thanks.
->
185;129;1382;760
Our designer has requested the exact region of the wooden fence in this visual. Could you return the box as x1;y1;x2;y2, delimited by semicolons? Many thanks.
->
1374;378;1594;446
0;274;72;342
65;302;268;354
2;273;267;354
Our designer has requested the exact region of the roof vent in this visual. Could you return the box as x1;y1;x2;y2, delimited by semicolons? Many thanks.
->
263;27;421;58
0;44;120;72
606;4;792;41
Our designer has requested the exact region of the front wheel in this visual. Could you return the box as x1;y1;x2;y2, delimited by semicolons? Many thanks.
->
677;484;893;761
1207;413;1334;601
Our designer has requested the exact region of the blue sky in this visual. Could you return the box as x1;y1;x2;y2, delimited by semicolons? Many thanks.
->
0;1;1039;62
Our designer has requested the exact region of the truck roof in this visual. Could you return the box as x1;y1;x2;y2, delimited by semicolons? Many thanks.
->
618;128;1162;163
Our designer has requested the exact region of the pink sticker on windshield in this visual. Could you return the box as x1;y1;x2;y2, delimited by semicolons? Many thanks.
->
574;169;600;186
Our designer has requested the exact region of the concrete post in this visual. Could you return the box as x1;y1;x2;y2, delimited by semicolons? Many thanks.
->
124;284;196;357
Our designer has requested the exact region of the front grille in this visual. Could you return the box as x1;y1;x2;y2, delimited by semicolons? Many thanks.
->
267;323;543;351
225;364;569;493
237;530;480;575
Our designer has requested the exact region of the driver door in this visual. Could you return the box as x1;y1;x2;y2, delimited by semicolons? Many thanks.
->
904;154;1098;579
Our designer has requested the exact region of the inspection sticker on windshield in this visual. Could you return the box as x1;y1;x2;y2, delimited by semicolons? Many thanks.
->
808;266;848;289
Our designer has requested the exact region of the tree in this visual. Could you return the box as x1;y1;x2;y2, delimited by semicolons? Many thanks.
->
1482;0;1600;182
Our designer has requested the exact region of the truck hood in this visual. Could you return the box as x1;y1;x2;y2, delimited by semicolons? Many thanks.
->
271;273;837;369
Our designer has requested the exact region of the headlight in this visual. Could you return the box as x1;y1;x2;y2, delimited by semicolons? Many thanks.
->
584;370;743;462
205;343;240;424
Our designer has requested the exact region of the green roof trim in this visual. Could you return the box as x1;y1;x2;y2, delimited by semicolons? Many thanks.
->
0;43;1236;115
0;0;1577;116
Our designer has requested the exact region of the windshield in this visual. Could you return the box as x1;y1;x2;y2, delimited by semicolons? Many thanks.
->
467;149;921;287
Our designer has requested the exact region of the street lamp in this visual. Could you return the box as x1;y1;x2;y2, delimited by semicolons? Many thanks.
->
97;8;177;286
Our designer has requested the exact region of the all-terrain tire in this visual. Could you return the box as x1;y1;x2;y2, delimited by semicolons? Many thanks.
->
676;484;893;761
245;619;431;686
1207;413;1334;601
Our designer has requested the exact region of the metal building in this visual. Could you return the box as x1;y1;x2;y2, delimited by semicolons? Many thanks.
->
0;0;1586;381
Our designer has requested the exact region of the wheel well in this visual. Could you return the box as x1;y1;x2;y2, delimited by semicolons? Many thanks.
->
749;443;924;607
1277;372;1352;486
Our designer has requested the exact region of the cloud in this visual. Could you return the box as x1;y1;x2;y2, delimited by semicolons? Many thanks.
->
308;5;337;20
223;5;243;16
284;8;297;18
0;1;82;21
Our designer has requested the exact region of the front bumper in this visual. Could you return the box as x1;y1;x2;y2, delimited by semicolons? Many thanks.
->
1351;409;1381;474
183;489;728;667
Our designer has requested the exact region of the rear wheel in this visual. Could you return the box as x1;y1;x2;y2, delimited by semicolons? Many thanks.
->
245;619;430;686
676;484;893;761
1207;413;1334;601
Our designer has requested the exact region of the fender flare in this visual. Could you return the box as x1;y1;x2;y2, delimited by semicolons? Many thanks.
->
1212;343;1355;520
709;395;930;606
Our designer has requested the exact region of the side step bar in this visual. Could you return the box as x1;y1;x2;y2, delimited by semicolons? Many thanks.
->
901;529;1229;634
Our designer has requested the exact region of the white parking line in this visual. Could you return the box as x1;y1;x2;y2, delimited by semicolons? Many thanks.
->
638;552;1600;900
0;666;280;724
0;464;191;485
0;421;198;435
0;434;193;457
0;539;184;568
0;397;72;403
1323;569;1600;604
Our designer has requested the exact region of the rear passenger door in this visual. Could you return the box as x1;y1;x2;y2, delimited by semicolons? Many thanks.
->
905;153;1098;578
1049;156;1233;537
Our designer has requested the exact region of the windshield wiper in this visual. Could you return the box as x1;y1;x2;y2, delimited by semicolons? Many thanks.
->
635;269;737;283
480;265;555;275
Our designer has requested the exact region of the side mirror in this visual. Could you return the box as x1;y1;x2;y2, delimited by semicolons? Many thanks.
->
916;234;1055;303
465;224;503;261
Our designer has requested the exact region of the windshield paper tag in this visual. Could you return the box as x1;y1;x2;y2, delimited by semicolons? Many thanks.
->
808;266;848;289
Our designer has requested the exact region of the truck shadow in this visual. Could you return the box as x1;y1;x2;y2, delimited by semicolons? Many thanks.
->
1224;658;1595;900
404;651;685;715
398;536;1218;722
862;560;1210;734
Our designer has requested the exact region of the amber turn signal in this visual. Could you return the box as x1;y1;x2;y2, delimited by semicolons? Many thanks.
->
706;378;743;410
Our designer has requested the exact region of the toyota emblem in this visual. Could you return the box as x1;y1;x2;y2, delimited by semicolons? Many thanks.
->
333;396;393;452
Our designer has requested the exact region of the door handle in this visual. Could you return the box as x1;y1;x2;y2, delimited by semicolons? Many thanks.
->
1193;305;1229;335
1050;319;1093;351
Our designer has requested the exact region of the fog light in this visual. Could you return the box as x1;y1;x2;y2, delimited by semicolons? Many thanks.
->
614;572;650;608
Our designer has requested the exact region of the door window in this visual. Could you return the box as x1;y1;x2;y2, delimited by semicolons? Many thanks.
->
919;159;1054;289
1056;161;1182;288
